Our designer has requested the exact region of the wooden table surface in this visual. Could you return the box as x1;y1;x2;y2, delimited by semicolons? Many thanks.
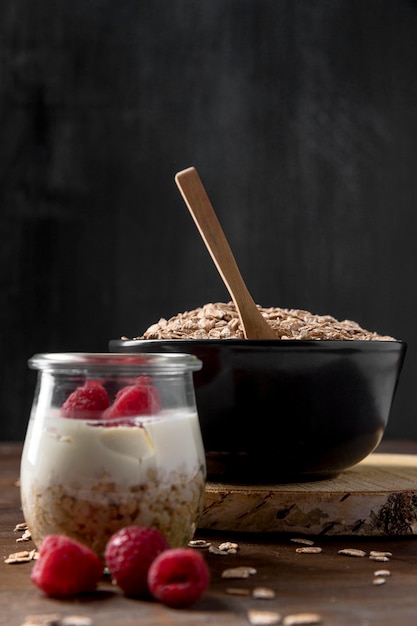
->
1;440;417;626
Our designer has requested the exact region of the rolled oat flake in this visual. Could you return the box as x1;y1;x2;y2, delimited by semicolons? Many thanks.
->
21;615;61;626
248;610;282;625
60;618;94;626
283;613;322;625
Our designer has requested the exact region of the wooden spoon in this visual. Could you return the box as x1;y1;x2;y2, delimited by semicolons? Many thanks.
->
175;167;277;339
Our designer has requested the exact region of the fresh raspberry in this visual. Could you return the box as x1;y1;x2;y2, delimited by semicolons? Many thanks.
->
104;382;161;419
104;525;170;597
60;380;110;419
30;535;103;597
135;375;153;385
147;547;210;608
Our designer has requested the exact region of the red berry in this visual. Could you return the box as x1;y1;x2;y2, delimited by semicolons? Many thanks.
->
60;380;110;419
105;525;170;597
104;382;161;419
147;548;210;608
30;535;103;597
135;376;153;385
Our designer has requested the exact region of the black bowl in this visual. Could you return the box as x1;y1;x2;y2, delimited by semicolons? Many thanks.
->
109;338;406;483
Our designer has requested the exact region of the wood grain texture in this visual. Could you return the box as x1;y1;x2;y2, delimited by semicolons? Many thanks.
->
200;454;417;536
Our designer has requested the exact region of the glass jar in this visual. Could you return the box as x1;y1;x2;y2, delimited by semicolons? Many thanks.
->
20;352;206;559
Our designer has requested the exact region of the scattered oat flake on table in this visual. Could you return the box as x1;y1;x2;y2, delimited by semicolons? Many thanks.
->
14;522;28;532
252;586;276;599
295;547;322;554
374;569;391;577
372;577;387;586
338;548;366;557
247;609;282;625
369;550;391;561
290;538;315;546
188;539;209;548
60;617;94;626
218;541;239;551
208;541;239;555
188;539;211;549
4;548;38;564
17;528;32;542
209;545;230;555
20;615;61;626
369;550;392;558
221;566;257;579
282;613;322;625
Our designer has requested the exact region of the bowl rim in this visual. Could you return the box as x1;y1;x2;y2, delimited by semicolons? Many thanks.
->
110;338;407;351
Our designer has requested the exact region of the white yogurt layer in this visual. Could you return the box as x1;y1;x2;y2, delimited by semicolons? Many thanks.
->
21;407;205;489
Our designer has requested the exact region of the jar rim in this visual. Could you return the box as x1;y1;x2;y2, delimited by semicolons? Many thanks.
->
28;352;202;373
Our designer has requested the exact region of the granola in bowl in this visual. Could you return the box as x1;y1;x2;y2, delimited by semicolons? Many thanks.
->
132;302;395;341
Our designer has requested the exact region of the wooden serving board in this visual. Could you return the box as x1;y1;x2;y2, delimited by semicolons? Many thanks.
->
198;453;417;536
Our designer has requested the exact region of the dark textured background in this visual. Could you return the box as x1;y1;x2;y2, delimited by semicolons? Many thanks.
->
1;0;416;441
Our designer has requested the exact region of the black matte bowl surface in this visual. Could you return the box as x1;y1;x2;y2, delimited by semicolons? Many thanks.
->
109;338;406;483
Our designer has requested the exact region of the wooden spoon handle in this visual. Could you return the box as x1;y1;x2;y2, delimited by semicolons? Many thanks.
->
175;167;276;339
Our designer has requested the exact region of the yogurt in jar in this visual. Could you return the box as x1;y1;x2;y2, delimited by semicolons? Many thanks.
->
21;408;206;558
20;352;206;559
